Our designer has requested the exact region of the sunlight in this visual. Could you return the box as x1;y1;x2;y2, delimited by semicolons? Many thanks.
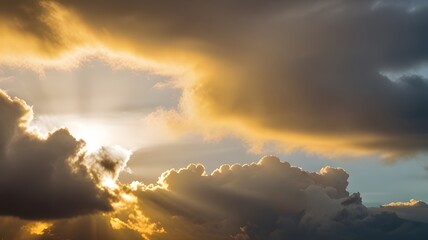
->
101;178;119;190
22;221;53;235
69;121;105;153
31;115;111;153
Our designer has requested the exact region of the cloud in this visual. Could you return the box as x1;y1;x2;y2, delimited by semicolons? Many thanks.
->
1;0;428;157
376;199;428;224
22;221;53;235
0;90;130;220
0;155;427;239
0;0;96;63
0;215;147;240
382;199;428;208
3;0;428;236
113;156;428;240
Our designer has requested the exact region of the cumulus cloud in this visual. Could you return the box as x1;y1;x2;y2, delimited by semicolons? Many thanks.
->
375;199;428;224
382;199;428;208
0;90;129;219
0;155;426;239
112;156;428;240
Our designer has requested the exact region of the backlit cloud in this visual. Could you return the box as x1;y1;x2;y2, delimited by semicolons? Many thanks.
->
121;156;428;240
382;199;428;208
0;90;129;219
0;152;427;239
378;199;428;224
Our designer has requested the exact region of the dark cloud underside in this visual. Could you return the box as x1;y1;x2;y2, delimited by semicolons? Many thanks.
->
0;90;124;219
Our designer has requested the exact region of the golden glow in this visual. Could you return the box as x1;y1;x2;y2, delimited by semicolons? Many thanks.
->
0;0;190;79
102;178;119;190
109;208;165;240
22;221;53;235
383;199;428;208
108;190;165;240
0;0;96;65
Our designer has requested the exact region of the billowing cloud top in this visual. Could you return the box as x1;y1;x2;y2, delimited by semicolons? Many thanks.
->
123;156;427;240
383;199;428;208
2;0;428;157
377;199;428;225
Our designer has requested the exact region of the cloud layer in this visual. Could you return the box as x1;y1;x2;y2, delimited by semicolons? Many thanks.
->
0;146;427;239
14;155;425;240
2;0;428;157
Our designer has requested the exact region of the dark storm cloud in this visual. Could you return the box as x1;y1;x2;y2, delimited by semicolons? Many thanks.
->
0;90;128;220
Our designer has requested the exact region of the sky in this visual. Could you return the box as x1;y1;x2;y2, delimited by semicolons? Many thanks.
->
1;0;428;239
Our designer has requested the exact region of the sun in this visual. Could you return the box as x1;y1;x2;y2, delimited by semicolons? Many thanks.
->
31;115;109;153
69;121;106;153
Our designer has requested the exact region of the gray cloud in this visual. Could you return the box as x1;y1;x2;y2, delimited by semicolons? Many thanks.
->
0;90;128;220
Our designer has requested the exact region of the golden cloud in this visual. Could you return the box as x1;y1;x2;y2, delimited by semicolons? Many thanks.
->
2;0;428;159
